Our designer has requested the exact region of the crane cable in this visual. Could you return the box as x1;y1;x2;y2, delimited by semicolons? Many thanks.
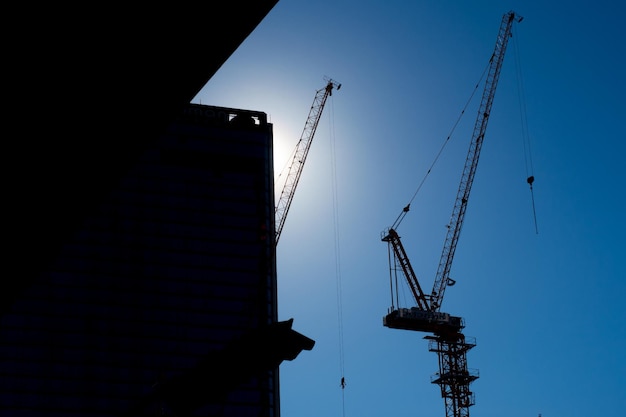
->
327;92;347;416
512;23;539;234
390;59;491;231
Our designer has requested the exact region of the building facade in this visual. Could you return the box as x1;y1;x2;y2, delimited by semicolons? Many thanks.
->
0;104;281;417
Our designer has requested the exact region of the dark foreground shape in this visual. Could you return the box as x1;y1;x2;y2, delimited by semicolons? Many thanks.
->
126;318;314;416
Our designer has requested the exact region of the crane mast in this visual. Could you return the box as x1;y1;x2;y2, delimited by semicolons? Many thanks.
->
274;78;341;245
382;11;522;417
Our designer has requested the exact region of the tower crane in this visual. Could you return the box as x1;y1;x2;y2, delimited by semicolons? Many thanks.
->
274;77;341;245
381;11;522;417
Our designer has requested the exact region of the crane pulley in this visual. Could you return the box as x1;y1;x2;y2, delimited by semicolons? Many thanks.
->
274;77;341;245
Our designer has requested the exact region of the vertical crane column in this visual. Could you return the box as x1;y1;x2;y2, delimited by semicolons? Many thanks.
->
427;333;479;417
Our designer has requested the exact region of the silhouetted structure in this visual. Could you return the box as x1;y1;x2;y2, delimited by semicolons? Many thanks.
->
0;3;320;417
3;1;279;314
1;102;312;416
129;318;314;416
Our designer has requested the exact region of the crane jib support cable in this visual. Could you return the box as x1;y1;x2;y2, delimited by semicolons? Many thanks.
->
274;78;341;245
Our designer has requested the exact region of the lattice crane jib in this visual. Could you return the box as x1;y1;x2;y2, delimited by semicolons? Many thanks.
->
430;11;521;314
381;11;522;417
274;77;341;245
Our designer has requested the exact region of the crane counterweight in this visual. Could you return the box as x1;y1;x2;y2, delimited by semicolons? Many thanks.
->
383;308;464;334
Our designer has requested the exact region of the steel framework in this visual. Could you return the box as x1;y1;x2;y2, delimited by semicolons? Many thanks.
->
382;11;522;417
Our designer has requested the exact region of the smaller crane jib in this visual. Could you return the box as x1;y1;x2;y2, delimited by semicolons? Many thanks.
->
274;77;341;246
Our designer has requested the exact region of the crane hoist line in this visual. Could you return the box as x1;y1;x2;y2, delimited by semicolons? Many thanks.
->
274;77;341;245
381;11;523;417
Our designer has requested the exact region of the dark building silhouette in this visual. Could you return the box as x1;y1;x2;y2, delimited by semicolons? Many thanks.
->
3;1;279;312
1;2;316;416
1;103;312;416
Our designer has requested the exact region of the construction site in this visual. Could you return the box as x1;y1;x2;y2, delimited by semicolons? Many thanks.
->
273;11;527;417
4;2;623;417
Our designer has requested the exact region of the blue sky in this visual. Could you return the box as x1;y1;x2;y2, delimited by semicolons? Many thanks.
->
193;1;626;416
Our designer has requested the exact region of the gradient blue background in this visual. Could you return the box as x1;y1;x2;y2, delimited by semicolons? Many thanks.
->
193;1;626;416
